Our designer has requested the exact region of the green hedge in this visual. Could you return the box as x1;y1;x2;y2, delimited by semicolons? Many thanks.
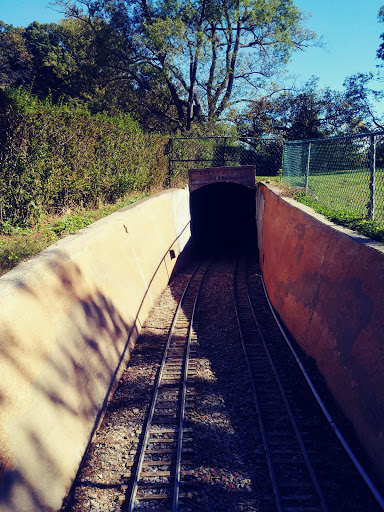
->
0;88;169;227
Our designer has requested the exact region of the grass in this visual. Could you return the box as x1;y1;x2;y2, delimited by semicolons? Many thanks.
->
0;176;273;276
280;181;384;244
0;193;147;276
256;173;384;243
284;168;384;224
5;171;381;278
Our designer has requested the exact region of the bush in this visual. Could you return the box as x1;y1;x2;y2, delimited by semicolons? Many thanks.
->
0;88;169;228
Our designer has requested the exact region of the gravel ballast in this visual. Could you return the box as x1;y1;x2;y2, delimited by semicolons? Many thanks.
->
60;255;384;512
61;258;267;512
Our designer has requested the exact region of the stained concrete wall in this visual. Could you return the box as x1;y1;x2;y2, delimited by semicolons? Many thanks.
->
3;179;384;510
0;188;191;512
257;182;384;483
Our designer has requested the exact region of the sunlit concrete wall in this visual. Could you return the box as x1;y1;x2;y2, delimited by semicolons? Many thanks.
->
257;182;384;484
0;188;191;512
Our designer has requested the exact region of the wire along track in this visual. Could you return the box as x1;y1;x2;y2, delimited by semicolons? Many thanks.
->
62;256;384;512
125;262;210;512
238;254;384;512
234;256;328;512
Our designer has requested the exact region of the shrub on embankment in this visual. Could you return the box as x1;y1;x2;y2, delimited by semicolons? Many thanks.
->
0;88;169;228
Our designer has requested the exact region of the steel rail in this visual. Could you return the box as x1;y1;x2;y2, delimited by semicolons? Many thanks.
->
259;274;384;511
125;262;209;512
235;257;329;511
233;258;283;512
244;262;328;512
126;265;199;512
172;263;209;511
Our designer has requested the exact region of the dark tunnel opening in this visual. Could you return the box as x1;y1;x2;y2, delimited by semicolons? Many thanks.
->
190;182;257;256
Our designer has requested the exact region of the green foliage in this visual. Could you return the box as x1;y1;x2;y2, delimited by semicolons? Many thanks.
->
0;194;145;275
0;232;52;274
0;87;168;228
0;22;33;88
0;20;66;99
287;189;384;243
235;77;361;142
342;73;384;131
55;0;317;131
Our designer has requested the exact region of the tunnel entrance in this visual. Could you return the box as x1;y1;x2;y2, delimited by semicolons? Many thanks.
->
190;181;256;255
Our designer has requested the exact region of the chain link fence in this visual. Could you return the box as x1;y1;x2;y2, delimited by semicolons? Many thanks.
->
282;132;384;224
168;136;283;186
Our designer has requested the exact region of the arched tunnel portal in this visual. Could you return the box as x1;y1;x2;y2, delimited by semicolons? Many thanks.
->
190;181;256;255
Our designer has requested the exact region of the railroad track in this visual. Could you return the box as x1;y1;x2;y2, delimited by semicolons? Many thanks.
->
234;255;384;512
62;256;384;512
125;262;209;512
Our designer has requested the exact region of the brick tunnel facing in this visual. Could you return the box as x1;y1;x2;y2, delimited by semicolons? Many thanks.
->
190;182;256;254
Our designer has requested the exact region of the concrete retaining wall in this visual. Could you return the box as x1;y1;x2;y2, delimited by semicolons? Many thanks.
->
2;179;383;509
257;182;384;483
0;188;191;512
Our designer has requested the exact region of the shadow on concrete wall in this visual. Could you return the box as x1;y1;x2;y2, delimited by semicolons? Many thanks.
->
0;256;134;511
0;225;191;512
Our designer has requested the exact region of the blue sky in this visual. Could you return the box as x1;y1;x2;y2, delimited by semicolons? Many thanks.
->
1;0;384;100
0;1;63;26
287;0;384;93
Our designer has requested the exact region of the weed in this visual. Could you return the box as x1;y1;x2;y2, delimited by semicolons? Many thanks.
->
284;187;384;243
0;194;146;276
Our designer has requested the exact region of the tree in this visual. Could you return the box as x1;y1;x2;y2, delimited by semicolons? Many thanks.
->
23;21;63;98
0;21;68;99
47;16;117;101
0;22;33;88
235;78;355;141
55;0;317;131
338;6;384;132
377;5;384;62
343;73;384;131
